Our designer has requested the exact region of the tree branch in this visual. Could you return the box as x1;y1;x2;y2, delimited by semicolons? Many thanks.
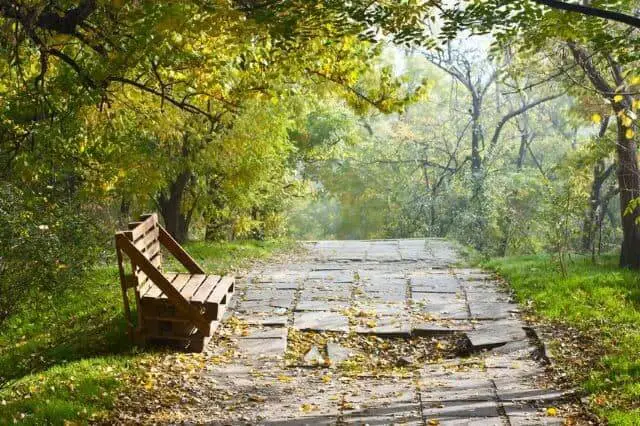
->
531;0;640;29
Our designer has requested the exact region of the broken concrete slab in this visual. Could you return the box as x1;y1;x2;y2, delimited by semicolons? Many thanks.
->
326;342;353;365
304;345;325;366
466;322;528;350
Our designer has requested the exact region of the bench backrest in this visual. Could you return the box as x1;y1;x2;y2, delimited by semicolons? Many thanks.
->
114;213;211;336
124;213;162;288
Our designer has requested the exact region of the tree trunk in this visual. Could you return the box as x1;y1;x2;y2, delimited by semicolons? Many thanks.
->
470;95;483;176
157;171;192;243
614;116;640;268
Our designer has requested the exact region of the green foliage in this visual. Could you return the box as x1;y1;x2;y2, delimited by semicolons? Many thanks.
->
484;254;640;424
0;183;103;320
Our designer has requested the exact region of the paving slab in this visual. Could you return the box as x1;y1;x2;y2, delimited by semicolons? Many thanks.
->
293;311;350;332
295;300;350;312
237;336;287;357
354;315;411;336
468;302;519;320
413;302;469;320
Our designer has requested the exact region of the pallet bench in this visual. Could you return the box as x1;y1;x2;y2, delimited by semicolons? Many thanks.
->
115;213;234;352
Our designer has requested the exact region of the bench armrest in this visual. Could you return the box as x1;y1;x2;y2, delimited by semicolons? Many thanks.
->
157;225;205;274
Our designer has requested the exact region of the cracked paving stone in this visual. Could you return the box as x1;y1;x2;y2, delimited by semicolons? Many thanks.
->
326;342;354;365
466;320;528;349
293;311;350;332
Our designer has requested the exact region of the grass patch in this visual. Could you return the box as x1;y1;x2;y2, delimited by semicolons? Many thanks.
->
484;253;640;425
0;239;295;425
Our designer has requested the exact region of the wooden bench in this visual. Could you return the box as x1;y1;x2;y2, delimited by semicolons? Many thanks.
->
115;213;234;352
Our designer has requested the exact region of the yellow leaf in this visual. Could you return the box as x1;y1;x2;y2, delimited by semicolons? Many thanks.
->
626;128;635;139
427;420;440;425
631;76;640;85
622;115;634;127
300;403;317;413
546;407;558;416
614;94;624;103
321;374;332;383
591;113;602;124
277;375;293;383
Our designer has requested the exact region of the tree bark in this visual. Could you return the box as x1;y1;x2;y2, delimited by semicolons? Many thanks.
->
569;42;640;268
614;116;640;268
157;171;192;243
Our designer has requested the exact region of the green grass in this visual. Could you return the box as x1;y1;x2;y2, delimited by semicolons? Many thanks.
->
0;239;294;425
484;254;640;425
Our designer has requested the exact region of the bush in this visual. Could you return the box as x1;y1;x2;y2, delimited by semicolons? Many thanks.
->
0;183;103;320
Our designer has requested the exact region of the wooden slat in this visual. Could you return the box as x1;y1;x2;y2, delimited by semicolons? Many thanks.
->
138;279;154;296
179;274;208;301
158;226;205;274
134;227;159;251
145;273;177;299
206;277;232;305
143;241;161;263
129;214;158;240
159;274;190;300
191;275;220;304
116;233;210;335
147;250;162;268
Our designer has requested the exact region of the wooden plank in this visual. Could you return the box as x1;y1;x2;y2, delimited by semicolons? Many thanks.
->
158;226;205;274
206;277;231;305
191;275;220;304
129;214;157;240
159;273;190;300
134;227;159;251
143;240;161;260
116;233;210;335
145;273;177;299
148;251;162;268
179;274;208;301
136;276;152;293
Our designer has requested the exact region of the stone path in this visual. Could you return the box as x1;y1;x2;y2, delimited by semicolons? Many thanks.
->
165;240;573;425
